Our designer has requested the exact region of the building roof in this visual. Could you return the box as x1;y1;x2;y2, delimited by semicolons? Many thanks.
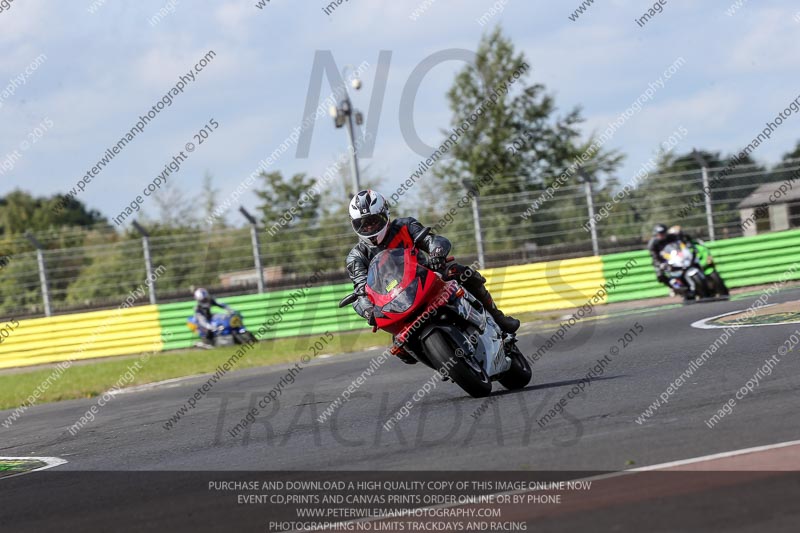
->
738;181;800;209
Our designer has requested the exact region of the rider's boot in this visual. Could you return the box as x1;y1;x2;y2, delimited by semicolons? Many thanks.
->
468;281;520;334
450;263;521;334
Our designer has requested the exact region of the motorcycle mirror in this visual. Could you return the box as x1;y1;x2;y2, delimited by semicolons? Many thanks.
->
338;293;358;308
413;227;431;246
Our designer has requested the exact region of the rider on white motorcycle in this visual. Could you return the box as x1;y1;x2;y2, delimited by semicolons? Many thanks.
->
345;190;519;363
648;224;698;298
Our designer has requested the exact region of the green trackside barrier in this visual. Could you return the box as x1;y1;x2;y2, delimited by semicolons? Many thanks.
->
157;283;366;350
601;229;800;303
155;230;800;352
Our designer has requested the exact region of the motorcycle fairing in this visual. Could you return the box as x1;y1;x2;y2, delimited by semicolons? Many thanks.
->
367;248;447;335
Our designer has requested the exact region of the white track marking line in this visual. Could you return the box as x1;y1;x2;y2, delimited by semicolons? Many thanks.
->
690;304;793;329
107;374;207;396
629;438;800;471
0;456;67;480
313;438;800;532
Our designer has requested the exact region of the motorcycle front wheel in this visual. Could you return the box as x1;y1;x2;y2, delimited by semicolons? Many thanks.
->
233;331;256;345
422;330;492;398
688;272;710;299
709;271;729;296
499;344;532;390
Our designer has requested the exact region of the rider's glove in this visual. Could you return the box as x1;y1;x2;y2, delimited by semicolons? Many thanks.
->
428;246;447;272
215;325;225;332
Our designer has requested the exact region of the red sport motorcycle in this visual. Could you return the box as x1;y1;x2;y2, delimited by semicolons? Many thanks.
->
338;230;532;398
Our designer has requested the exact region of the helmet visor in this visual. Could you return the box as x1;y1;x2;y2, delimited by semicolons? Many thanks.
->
352;213;388;237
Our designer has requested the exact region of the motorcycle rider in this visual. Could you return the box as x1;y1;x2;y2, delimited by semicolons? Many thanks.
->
346;190;520;364
647;224;696;297
193;288;231;347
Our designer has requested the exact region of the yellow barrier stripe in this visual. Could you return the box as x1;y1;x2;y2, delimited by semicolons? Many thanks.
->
0;341;164;370
5;307;160;338
0;305;164;369
483;256;606;314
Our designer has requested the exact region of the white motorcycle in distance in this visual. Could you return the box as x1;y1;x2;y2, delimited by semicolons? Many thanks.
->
661;240;728;302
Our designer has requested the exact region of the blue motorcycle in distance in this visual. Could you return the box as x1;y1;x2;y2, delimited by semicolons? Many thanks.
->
187;309;256;348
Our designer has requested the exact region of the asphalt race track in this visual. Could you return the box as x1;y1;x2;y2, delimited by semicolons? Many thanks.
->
2;287;800;531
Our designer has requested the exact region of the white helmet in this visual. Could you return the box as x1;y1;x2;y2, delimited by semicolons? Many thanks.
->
349;190;390;245
194;288;211;306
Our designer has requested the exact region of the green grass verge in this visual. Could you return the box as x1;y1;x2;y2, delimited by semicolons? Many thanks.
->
0;308;607;412
0;328;392;411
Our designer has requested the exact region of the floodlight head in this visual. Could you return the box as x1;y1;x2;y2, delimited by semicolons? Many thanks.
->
351;78;362;91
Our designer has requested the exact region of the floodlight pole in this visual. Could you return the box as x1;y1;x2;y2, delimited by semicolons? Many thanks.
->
330;65;363;195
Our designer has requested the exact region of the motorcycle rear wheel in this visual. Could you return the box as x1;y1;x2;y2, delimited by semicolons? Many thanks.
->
422;330;492;398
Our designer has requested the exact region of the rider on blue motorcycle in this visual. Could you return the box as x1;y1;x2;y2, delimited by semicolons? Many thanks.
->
193;288;231;346
345;190;519;363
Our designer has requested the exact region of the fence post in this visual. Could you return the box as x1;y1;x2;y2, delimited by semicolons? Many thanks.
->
692;150;715;241
462;179;485;269
239;207;265;293
132;221;157;305
25;232;52;317
579;170;600;256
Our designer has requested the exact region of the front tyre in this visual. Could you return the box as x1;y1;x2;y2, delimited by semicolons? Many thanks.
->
499;344;532;390
422;330;492;398
709;271;729;297
233;331;256;345
688;272;709;299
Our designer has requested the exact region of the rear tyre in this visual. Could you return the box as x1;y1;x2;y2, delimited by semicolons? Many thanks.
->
422;330;492;398
499;344;532;390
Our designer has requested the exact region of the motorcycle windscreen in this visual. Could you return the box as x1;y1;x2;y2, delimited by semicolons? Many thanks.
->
366;248;417;302
366;248;431;333
661;241;693;268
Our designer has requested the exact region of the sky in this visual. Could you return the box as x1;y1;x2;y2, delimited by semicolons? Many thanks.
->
1;0;800;227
